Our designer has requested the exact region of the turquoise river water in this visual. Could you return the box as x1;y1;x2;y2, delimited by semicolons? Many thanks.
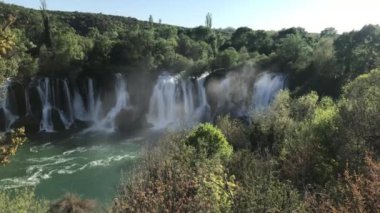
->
0;132;145;205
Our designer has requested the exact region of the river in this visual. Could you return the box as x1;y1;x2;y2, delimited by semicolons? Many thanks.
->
0;132;144;204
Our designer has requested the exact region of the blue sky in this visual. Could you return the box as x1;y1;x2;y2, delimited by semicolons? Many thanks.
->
3;0;380;33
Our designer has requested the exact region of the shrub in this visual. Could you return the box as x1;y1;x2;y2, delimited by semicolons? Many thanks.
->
49;194;99;213
0;188;49;213
216;115;250;150
1;127;27;165
112;131;236;212
228;151;305;212
305;155;380;212
184;123;233;159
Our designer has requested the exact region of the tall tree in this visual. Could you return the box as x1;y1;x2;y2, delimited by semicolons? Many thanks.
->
40;0;52;48
205;12;212;29
149;15;154;25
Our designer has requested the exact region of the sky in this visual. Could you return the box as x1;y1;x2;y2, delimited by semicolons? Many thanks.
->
3;0;380;33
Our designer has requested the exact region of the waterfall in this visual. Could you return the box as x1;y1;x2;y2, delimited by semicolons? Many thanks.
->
214;72;251;117
146;73;210;129
0;81;19;131
83;74;130;133
194;72;211;122
1;70;286;133
73;78;102;123
251;72;286;111
61;79;74;127
146;74;177;129
36;78;54;132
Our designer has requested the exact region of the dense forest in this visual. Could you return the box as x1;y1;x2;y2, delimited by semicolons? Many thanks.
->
0;1;379;212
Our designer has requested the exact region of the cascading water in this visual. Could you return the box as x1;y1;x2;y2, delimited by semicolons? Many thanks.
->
0;81;19;131
251;72;286;111
73;78;102;123
146;73;210;129
146;74;177;129
207;70;285;119
83;74;130;133
36;78;54;132
194;72;211;122
1;69;285;133
60;79;74;128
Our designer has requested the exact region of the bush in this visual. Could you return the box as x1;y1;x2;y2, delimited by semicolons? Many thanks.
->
184;123;233;160
228;151;305;212
337;69;380;169
1;127;27;165
112;131;236;212
49;194;99;213
0;188;49;213
215;115;250;150
305;155;380;212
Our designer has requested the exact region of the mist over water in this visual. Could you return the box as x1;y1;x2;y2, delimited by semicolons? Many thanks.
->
146;72;210;129
1;69;286;133
82;74;131;134
252;72;286;111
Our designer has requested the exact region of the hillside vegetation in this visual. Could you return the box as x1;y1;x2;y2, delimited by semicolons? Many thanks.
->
0;2;379;212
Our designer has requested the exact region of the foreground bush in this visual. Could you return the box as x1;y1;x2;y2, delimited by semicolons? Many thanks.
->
0;188;49;213
112;130;236;212
185;123;233;159
305;155;380;212
0;128;27;164
228;151;305;212
216;115;250;150
49;193;99;213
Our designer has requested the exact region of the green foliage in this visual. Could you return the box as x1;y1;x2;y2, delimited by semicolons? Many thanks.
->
184;123;233;159
205;12;212;29
320;27;337;38
0;15;16;58
305;155;380;212
334;25;380;79
39;26;93;73
247;30;274;55
228;151;305;212
0;188;49;213
337;69;380;169
112;131;236;212
216;115;250;150
1;127;27;165
251;91;341;187
213;47;240;70
0;15;38;81
230;27;252;51
313;37;338;78
276;33;313;73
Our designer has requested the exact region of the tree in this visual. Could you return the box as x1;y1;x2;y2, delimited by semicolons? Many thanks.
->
337;69;380;168
247;30;274;55
40;0;52;48
205;12;212;29
148;15;153;25
313;37;338;78
334;25;380;79
213;47;240;70
320;27;337;38
230;27;252;51
0;128;27;164
276;33;313;73
184;123;232;159
0;15;16;58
